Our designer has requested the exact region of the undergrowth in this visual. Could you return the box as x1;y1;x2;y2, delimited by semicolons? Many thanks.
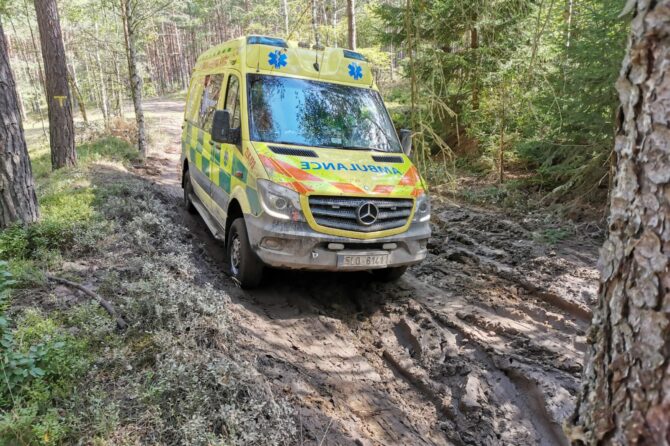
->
0;137;296;445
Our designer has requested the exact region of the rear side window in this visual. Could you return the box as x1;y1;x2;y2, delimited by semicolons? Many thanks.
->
198;73;224;130
225;75;241;130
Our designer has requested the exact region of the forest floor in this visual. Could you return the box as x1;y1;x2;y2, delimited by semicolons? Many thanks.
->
129;98;602;446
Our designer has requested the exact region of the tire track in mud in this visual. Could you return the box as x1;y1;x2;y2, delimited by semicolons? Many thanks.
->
141;99;601;445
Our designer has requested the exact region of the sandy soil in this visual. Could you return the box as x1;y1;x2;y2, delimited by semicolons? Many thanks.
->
138;98;600;446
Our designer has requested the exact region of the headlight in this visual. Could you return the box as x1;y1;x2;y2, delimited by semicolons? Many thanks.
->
257;179;304;221
413;193;431;222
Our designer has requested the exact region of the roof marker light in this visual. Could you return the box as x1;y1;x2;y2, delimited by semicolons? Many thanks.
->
343;49;366;61
247;36;288;48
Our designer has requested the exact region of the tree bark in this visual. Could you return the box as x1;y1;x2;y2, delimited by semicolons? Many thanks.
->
0;21;39;228
347;0;356;50
569;1;670;444
33;0;77;169
120;0;147;159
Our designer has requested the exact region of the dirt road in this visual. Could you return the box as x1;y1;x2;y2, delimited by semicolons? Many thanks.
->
140;99;600;445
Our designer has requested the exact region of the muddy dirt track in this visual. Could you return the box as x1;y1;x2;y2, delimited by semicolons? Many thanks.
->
140;99;600;445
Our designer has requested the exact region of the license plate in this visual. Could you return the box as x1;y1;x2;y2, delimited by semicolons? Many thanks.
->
337;254;388;268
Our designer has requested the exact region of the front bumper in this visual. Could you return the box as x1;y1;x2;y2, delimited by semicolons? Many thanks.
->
245;213;430;271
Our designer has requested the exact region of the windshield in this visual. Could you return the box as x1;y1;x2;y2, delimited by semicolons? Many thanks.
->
247;74;401;152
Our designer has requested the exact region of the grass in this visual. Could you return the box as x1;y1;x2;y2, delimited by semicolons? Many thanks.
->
0;133;296;445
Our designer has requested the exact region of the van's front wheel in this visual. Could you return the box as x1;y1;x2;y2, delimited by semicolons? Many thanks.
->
183;171;197;214
227;218;264;289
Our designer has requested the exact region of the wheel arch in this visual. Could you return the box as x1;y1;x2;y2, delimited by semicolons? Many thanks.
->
226;199;244;242
181;159;189;188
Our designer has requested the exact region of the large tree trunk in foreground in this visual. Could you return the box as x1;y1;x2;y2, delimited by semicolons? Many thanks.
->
570;1;670;444
0;21;39;227
120;0;147;159
33;0;77;169
347;0;356;50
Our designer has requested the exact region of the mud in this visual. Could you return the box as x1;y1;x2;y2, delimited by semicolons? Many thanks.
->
139;99;600;445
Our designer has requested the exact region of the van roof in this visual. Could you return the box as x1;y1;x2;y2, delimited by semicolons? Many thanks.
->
194;35;375;87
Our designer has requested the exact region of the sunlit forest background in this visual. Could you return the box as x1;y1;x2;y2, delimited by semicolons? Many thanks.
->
4;0;627;208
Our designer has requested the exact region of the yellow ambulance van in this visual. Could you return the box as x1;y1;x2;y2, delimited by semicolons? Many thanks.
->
181;35;431;288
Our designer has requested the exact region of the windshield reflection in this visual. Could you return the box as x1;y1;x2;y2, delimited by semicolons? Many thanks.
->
247;74;401;152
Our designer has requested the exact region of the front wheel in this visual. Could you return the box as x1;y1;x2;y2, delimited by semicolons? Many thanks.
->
183;170;197;214
371;265;408;282
227;218;264;289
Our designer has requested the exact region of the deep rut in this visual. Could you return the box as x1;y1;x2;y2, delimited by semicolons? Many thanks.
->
141;98;601;445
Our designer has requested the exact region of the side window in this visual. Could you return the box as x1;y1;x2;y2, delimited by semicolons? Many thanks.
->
225;75;241;130
185;77;203;123
198;73;224;130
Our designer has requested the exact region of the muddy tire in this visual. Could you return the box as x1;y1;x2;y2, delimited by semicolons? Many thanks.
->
183;171;197;214
227;218;264;289
371;265;408;282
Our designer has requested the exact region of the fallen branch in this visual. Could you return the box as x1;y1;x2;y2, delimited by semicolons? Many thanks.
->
46;274;128;330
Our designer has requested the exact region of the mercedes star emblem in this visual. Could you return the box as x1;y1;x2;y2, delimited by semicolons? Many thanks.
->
356;202;379;226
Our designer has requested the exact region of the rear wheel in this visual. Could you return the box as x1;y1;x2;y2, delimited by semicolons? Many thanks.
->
371;265;408;282
227;218;264;289
183;170;196;214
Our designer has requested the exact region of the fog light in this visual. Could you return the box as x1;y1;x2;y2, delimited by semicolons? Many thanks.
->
382;243;397;250
328;243;345;251
261;238;283;250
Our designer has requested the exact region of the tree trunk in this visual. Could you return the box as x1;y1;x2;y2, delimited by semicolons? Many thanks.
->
94;22;109;126
564;0;573;48
470;26;479;111
347;0;356;50
113;52;124;118
311;0;321;48
7;14;47;138
282;0;290;37
0;21;39;227
34;0;77;170
67;65;87;124
569;1;670;444
23;0;47;100
120;0;147;159
172;22;187;89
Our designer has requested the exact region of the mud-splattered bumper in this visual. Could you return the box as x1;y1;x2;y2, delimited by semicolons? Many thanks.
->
245;214;430;271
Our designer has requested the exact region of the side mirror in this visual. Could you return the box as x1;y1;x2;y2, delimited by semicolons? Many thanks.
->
399;129;412;156
211;110;240;144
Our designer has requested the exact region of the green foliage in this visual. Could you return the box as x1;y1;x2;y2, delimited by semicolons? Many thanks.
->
76;136;140;164
376;0;629;204
0;262;51;402
0;261;91;446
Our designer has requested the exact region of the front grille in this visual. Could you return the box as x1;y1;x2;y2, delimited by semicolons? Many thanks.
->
308;196;413;232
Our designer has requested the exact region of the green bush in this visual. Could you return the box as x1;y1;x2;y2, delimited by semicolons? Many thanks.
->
0;294;91;444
